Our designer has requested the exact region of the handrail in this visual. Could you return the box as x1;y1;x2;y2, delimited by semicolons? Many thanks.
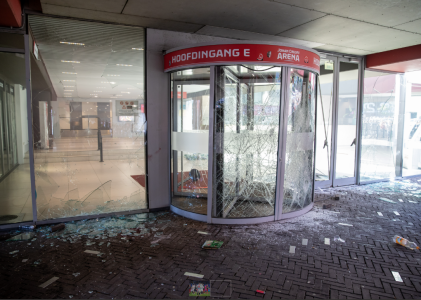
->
81;115;103;162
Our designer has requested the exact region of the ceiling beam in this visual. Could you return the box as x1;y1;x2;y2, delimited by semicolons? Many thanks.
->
0;0;22;27
366;44;421;73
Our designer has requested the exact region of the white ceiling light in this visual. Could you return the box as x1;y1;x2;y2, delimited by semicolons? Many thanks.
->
62;80;75;82
61;60;80;63
106;75;120;77
90;94;98;96
60;41;84;46
132;48;143;50
64;90;74;91
121;92;130;94
116;64;133;67
63;86;74;87
62;72;77;74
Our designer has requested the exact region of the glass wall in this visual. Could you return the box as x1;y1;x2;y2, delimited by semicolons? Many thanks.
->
360;71;400;181
283;68;316;213
28;16;147;221
403;71;421;177
0;50;33;225
171;68;210;214
213;65;281;218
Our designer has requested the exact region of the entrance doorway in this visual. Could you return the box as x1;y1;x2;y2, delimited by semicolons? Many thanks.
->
315;56;362;188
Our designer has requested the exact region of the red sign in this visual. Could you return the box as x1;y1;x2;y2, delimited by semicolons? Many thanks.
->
164;43;320;73
170;91;188;99
141;104;144;113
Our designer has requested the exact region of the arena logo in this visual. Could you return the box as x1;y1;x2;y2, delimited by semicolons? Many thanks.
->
277;52;300;61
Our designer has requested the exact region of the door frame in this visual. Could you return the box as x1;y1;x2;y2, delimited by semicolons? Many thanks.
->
315;55;363;188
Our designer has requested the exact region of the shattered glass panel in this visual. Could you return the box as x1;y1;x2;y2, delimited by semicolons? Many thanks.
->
360;71;400;181
0;51;33;224
28;16;147;221
403;71;421;177
283;68;316;214
213;65;281;218
171;68;210;215
315;59;334;181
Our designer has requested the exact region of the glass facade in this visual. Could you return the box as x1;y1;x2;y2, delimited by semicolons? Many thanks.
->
0;49;33;225
1;24;419;227
28;16;147;221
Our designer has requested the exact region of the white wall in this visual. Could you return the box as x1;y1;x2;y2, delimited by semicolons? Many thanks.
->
14;84;29;164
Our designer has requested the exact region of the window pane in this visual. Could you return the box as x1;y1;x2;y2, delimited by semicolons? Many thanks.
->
28;16;146;221
360;71;400;181
403;71;421;177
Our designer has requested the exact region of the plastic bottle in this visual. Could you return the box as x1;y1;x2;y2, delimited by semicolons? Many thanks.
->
393;235;420;250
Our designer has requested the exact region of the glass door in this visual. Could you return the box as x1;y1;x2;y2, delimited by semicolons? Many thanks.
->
315;56;362;188
333;59;361;186
315;56;336;188
171;68;211;215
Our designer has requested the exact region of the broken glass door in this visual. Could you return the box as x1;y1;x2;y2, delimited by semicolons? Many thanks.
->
315;57;335;187
282;68;317;213
171;68;210;215
213;65;281;218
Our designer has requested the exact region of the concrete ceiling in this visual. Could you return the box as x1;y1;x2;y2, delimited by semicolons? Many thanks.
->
39;0;421;56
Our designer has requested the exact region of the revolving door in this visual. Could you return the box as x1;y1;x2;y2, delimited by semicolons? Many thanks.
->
166;42;319;224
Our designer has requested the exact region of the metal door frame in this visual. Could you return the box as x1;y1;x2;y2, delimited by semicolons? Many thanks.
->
332;57;362;187
315;55;338;188
315;55;363;188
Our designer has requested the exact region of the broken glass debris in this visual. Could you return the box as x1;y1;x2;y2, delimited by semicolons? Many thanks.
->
6;232;36;241
34;212;168;243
